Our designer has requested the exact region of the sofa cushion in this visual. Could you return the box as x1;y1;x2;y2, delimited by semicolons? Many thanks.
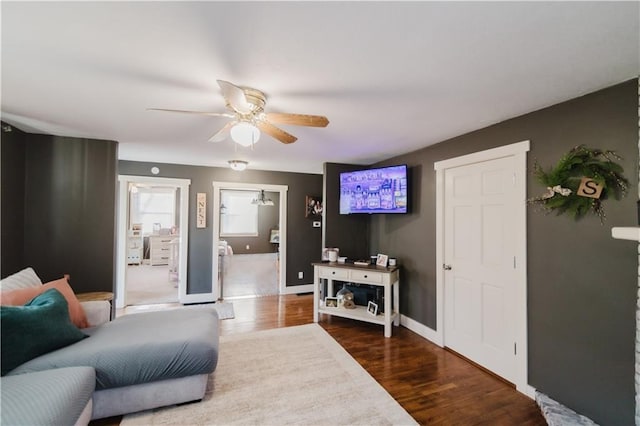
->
10;308;219;390
0;267;42;291
0;277;89;328
1;289;88;375
0;366;95;426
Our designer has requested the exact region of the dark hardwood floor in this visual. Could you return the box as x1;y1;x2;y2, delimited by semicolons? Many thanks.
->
92;294;546;425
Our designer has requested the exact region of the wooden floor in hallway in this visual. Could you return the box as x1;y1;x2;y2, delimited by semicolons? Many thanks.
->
93;294;546;425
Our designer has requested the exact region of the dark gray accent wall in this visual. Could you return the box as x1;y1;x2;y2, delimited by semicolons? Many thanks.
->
222;191;280;254
118;161;323;292
1;129;118;294
323;163;370;260
1;123;26;277
367;79;638;425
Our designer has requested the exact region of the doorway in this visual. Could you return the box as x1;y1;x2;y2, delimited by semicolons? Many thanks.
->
212;182;288;300
115;176;191;309
434;141;531;396
126;184;180;305
218;189;280;298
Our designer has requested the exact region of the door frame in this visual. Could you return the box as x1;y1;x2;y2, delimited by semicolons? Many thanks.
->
212;182;289;299
115;175;191;308
434;140;533;397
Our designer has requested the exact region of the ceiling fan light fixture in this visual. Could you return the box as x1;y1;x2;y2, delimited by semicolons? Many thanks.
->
230;122;260;147
228;160;248;171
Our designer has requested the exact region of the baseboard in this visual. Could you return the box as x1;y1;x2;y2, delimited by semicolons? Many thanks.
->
282;284;314;294
400;314;443;347
519;384;536;399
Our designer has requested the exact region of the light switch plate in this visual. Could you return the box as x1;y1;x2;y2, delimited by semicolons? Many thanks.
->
313;221;321;228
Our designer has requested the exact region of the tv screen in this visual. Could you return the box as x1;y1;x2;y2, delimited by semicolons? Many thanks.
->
339;164;408;214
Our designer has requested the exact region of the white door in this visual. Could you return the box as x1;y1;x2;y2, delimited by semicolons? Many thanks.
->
443;155;518;382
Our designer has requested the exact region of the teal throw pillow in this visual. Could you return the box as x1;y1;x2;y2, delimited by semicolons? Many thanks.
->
1;288;87;375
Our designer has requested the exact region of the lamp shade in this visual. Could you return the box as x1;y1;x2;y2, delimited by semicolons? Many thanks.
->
230;122;260;147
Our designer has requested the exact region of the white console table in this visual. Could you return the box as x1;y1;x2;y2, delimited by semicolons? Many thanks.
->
313;262;400;337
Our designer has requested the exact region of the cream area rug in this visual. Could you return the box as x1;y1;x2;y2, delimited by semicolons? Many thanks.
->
121;324;417;425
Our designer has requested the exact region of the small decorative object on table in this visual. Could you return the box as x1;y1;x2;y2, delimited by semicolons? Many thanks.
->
367;301;378;316
528;145;628;223
336;284;355;309
324;297;338;308
322;247;339;261
376;253;388;267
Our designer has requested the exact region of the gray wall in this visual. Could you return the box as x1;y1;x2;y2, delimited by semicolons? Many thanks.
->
1;124;26;277
222;191;280;254
365;79;638;425
323;162;370;260
1;128;118;294
118;161;323;292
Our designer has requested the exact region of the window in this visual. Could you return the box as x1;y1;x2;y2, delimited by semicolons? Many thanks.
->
220;190;259;236
130;186;176;234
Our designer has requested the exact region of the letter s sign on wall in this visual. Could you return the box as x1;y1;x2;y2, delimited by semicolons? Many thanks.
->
577;177;604;199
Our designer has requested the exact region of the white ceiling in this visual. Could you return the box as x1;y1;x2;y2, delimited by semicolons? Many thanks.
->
2;2;638;174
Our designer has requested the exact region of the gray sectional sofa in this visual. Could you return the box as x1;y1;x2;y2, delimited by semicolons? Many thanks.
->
0;268;220;425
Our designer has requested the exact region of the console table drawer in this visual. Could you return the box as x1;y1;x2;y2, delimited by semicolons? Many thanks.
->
349;270;383;284
319;268;349;280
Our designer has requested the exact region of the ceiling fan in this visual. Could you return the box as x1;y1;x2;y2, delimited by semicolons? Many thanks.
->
148;80;329;145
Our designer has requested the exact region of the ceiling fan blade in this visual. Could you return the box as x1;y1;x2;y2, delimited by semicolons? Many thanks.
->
265;113;329;127
147;108;233;118
208;121;234;143
217;80;253;114
256;121;297;144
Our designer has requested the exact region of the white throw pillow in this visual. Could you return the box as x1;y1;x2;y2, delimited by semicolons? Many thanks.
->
0;267;43;291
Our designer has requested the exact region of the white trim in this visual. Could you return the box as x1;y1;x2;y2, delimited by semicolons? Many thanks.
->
521;384;537;399
282;284;314;295
611;227;640;241
180;291;215;304
400;314;443;347
115;175;191;309
433;140;531;397
212;182;288;299
119;175;193;188
434;140;530;171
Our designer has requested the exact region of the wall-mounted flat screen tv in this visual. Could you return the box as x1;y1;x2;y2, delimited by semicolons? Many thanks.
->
339;164;408;214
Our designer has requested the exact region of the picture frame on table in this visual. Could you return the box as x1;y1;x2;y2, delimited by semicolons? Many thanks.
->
376;253;388;267
325;297;338;308
367;301;378;316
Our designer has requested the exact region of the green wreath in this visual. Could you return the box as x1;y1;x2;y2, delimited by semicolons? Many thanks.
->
529;145;629;222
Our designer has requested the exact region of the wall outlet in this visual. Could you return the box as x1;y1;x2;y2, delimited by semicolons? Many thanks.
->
298;272;304;279
246;244;250;250
312;221;321;228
